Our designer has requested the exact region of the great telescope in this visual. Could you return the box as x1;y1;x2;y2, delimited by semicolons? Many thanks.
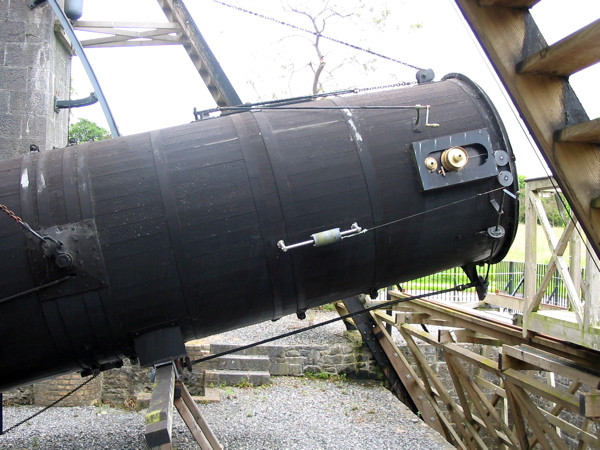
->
0;74;518;390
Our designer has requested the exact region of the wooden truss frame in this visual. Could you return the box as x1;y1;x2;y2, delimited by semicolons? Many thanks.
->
338;298;600;449
342;175;600;448
521;178;600;350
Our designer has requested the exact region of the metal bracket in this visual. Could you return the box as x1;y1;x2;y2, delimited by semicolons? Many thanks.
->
416;68;435;84
28;0;46;9
133;325;187;367
54;92;98;112
277;222;364;252
25;219;108;301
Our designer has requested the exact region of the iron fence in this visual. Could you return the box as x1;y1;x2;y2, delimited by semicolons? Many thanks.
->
398;261;577;308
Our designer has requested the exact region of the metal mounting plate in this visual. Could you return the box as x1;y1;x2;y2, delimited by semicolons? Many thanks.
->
26;219;108;301
412;128;499;191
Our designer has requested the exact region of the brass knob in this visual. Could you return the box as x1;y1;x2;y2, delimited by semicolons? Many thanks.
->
441;147;469;171
424;156;438;172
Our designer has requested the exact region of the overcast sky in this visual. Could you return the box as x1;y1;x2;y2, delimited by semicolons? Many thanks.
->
70;0;600;177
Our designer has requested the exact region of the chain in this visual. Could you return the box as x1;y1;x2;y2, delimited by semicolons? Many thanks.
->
1;374;99;435
0;203;23;225
356;81;417;91
1;203;45;242
211;0;424;71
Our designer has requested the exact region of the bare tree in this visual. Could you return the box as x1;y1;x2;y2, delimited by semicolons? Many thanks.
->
287;4;352;94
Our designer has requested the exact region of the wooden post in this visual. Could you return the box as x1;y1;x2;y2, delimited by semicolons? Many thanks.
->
523;182;537;337
583;249;600;331
145;363;176;448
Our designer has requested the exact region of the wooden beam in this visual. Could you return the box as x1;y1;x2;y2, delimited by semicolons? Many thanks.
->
485;292;563;311
543;408;600;447
389;292;600;370
506;382;569;449
74;21;183;48
526;311;600;351
502;344;600;387
504;383;530;448
503;368;580;414
80;30;181;48
370;319;447;437
454;0;600;259
558;118;600;144
438;328;502;346
445;353;519;447
401;324;501;375
145;363;176;448
174;381;223;449
517;19;600;76
580;393;600;418
399;326;483;449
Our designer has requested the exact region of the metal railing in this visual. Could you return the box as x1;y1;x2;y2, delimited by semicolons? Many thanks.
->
399;261;576;308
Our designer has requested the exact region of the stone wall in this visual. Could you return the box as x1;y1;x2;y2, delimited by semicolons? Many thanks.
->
187;339;381;380
33;372;103;407
1;0;71;162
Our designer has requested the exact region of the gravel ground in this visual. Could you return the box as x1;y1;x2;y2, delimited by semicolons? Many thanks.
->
203;309;352;346
1;377;451;449
1;310;451;449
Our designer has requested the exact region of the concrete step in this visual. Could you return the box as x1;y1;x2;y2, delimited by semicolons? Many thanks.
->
213;354;270;372
209;343;285;358
204;370;271;387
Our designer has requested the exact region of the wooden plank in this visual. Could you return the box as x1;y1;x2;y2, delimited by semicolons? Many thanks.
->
372;310;398;326
474;375;506;399
485;292;563;311
526;197;583;323
401;324;502;375
518;19;600;76
370;318;466;448
558;118;600;144
584;249;600;330
391;311;431;325
442;355;477;428
540;397;599;448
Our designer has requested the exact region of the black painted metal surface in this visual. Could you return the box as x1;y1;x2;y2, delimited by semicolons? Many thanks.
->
0;75;518;390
